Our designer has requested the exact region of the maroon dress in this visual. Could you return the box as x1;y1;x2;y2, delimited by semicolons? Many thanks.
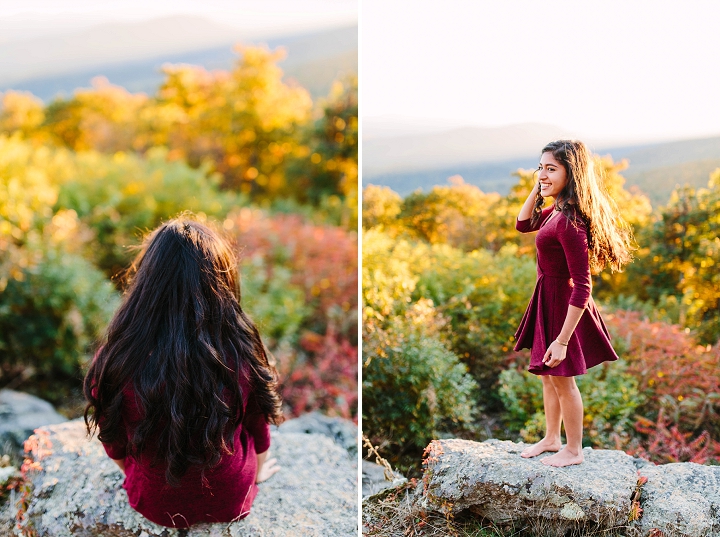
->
513;205;618;376
97;366;271;528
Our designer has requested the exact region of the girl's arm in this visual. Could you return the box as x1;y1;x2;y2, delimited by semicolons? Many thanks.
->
518;180;540;222
255;450;280;483
517;181;553;233
543;217;592;368
543;305;584;368
111;458;126;474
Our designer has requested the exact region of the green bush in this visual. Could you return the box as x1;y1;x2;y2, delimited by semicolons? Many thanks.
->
362;229;418;324
0;247;119;376
55;147;244;277
362;300;478;451
498;360;644;448
239;253;309;347
411;242;537;397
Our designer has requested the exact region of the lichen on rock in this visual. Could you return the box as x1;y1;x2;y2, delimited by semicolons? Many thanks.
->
635;462;720;537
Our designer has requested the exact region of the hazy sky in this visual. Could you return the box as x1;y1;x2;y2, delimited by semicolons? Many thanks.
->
363;0;720;142
0;0;357;37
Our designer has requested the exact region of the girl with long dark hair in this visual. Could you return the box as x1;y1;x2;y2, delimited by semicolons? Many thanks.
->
84;217;284;528
513;140;633;467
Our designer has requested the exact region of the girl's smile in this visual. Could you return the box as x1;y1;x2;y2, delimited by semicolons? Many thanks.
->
537;152;568;198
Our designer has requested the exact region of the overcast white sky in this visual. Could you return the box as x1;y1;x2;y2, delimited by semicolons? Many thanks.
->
363;0;720;143
0;0;357;37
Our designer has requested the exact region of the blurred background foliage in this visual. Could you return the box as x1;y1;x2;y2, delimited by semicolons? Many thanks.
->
363;158;720;474
0;45;357;421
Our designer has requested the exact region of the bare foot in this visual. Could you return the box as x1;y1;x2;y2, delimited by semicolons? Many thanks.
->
520;438;562;458
540;447;584;467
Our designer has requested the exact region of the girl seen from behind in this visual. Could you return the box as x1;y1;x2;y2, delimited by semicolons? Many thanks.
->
84;217;283;528
513;140;634;467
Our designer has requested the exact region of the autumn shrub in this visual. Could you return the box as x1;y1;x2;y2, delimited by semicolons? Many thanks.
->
232;207;358;340
362;300;478;452
412;243;536;397
362;184;402;230
55;147;243;278
276;326;358;420
230;208;358;419
0;136;119;389
498;360;643;448
362;229;418;325
603;310;720;462
631;409;720;464
0;246;119;378
600;170;720;345
399;176;501;251
238;254;309;347
363;229;537;400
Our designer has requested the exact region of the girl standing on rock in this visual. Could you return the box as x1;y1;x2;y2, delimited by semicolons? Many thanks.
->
84;217;283;528
513;140;633;467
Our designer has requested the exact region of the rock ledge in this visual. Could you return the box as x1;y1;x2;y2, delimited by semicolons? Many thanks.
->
8;418;357;537
364;438;720;537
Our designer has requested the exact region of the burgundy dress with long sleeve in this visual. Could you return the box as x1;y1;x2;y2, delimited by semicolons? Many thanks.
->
97;366;271;528
513;205;619;376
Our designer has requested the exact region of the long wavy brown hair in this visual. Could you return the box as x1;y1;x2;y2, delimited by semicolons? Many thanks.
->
530;140;634;273
84;216;283;486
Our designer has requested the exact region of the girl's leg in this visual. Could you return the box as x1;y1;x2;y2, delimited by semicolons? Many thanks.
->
520;375;563;458
541;376;584;467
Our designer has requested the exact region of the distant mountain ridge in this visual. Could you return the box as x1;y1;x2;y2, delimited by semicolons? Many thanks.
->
363;123;579;175
0;17;358;100
0;16;244;86
364;132;720;207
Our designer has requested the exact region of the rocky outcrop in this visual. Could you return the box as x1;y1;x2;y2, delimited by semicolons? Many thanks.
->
421;439;638;535
9;417;357;537
0;389;67;461
278;411;358;461
361;460;406;499
636;462;720;537
0;464;22;531
363;437;720;537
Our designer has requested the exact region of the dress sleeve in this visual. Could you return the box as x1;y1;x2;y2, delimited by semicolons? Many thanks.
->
100;420;128;460
91;372;127;461
557;216;592;309
244;394;271;454
91;383;128;460
516;206;554;233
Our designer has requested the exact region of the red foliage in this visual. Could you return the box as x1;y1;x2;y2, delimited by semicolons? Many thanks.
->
275;326;358;421
604;310;720;463
230;208;358;337
228;209;358;419
630;409;720;464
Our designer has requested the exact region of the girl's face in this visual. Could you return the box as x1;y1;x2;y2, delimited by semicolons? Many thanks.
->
538;152;568;199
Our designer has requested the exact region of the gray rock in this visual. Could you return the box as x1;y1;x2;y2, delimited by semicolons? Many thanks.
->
636;462;720;537
0;390;67;460
421;438;638;535
0;465;19;486
14;418;357;537
277;411;357;460
361;460;406;499
0;465;21;533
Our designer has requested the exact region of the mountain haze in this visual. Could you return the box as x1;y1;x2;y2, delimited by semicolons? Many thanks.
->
365;130;720;206
362;123;577;175
0;18;358;100
0;16;244;86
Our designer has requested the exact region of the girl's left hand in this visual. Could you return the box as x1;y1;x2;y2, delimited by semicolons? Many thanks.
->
543;340;567;368
256;456;281;483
